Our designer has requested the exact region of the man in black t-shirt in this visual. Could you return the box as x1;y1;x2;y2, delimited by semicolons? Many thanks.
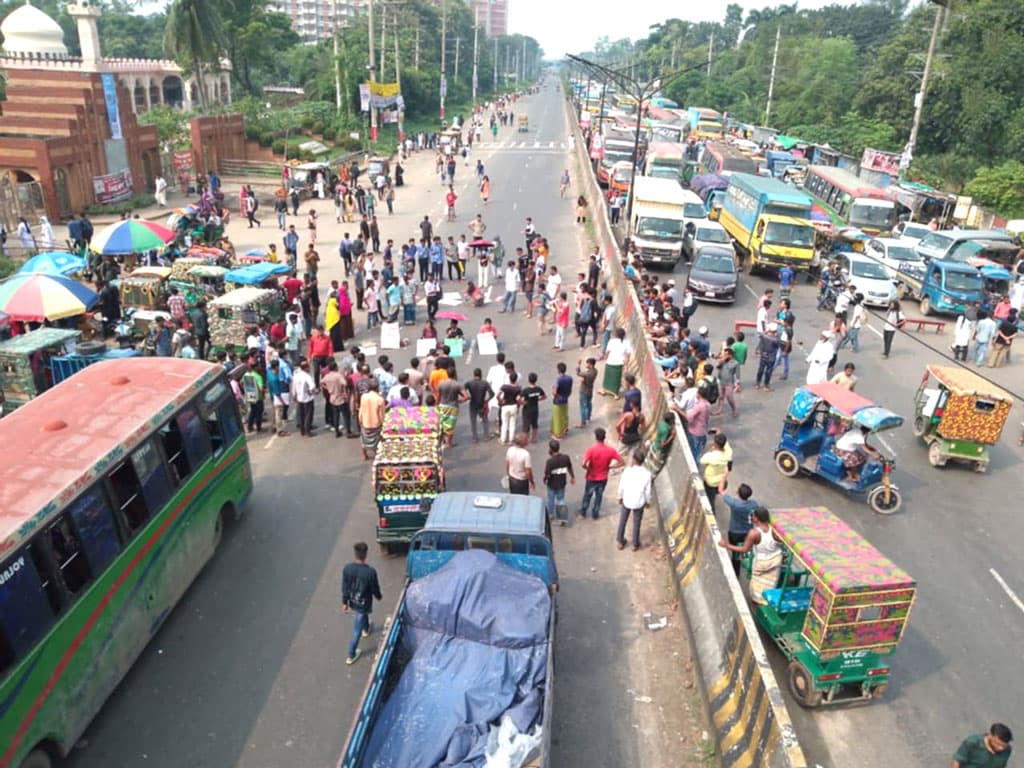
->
988;310;1017;368
463;368;494;442
519;371;548;443
341;542;382;665
543;439;575;525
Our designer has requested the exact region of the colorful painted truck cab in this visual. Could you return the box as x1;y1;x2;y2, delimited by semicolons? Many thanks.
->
743;506;916;708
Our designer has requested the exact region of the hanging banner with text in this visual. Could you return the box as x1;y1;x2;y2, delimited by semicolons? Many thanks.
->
861;147;901;176
172;150;194;172
359;83;371;113
93;169;133;204
100;73;123;141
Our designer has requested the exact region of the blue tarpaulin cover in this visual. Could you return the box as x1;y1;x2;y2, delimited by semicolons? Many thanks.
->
362;549;551;768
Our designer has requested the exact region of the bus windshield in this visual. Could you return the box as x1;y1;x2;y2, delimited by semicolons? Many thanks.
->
764;222;815;247
636;217;684;239
850;202;896;229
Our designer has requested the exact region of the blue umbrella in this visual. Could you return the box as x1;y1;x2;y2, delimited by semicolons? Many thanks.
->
18;251;88;276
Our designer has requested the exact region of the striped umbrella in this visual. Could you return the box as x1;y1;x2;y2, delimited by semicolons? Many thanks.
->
0;274;98;322
91;219;175;255
18;251;88;276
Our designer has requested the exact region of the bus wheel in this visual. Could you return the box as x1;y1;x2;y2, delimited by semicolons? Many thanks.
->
19;749;53;768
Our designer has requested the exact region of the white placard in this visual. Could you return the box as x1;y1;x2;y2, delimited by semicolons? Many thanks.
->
438;292;464;306
380;322;401;350
476;333;498;356
416;338;437;357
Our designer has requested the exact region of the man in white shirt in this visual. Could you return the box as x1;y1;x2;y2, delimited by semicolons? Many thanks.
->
545;266;562;301
486;353;510;431
756;300;771;337
616;448;652;551
834;425;878;482
501;259;521;313
291;360;317;436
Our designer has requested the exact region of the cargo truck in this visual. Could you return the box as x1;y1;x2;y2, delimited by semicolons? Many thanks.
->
687;106;724;140
339;492;557;768
630;176;706;267
715;173;816;273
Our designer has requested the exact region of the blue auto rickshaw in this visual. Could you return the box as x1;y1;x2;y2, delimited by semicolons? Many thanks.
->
775;383;905;514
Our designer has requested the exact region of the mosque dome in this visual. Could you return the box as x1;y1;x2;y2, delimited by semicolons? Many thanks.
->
1;1;69;56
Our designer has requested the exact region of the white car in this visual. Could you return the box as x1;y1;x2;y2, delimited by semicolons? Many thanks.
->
683;221;731;261
891;221;932;247
863;237;924;279
836;251;897;307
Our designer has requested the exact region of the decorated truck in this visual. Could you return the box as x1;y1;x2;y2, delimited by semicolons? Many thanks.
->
373;406;445;552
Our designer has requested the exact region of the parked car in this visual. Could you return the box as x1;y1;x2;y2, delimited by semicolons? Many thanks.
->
682;220;732;262
836;251;897;307
686;245;738;303
915;229;1013;263
864;237;924;279
892;221;933;247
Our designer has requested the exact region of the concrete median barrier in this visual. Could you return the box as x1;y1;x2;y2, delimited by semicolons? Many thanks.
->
563;89;807;768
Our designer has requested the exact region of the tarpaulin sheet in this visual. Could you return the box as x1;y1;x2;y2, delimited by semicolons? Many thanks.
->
362;550;551;768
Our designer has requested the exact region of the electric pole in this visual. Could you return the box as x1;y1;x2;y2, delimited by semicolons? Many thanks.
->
493;36;498;94
455;37;461;79
394;7;403;139
415;25;420;70
765;26;780;125
332;0;341;113
379;7;386;81
707;30;714;77
368;0;377;142
472;7;479;105
521;37;526;81
906;0;946;170
440;0;447;119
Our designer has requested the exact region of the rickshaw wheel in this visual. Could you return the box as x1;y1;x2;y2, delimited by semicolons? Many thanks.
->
974;461;988;474
927;442;946;467
912;416;928;438
788;660;823;708
868;485;902;515
775;449;800;478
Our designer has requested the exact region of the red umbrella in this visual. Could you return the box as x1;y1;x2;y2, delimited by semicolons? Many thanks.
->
435;310;467;321
468;238;494;249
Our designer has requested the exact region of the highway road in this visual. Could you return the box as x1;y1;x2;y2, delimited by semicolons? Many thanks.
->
63;84;706;767
658;232;1024;765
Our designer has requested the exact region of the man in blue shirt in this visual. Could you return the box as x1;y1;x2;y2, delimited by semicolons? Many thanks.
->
283;225;299;267
339;233;352;276
416;238;430;282
722;484;759;575
779;262;795;296
430;236;445;281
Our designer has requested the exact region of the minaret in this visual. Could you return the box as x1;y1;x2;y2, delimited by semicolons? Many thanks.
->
67;2;102;72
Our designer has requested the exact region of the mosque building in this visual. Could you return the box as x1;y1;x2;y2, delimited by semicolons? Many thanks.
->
0;1;232;228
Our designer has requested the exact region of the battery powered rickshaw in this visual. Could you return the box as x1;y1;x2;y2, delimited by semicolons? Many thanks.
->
913;364;1013;472
775;383;904;514
741;506;916;707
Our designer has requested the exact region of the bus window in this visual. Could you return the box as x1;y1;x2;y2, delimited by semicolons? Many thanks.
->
201;389;242;458
47;516;91;595
68;486;122;575
132;441;174;514
0;546;58;669
160;405;210;486
109;459;150;532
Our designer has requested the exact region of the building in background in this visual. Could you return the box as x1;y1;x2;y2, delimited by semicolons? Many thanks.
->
271;0;363;43
467;0;507;37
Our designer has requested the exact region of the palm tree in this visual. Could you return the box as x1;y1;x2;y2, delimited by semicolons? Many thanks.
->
163;0;230;109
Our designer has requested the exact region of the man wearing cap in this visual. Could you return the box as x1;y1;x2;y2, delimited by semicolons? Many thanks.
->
755;323;781;391
692;326;711;358
665;279;679;306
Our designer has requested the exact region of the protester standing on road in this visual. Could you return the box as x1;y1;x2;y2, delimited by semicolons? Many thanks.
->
437;366;468;448
576;357;597;427
358;380;386;460
718;507;782;605
699;432;732;511
601;328;630;396
505;433;535;495
951;723;1013;768
463;368;494;442
579;427;624;520
754;324;781;391
292;360;316;437
341;542;383;666
722;484;758;575
543;439;575;524
550;362;572;438
501;259;520;313
498;372;523;444
715;346;740;417
973;311;997;366
882;299;905;359
616;448;652;551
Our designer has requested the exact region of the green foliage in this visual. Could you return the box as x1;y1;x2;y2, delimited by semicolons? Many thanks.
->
964;161;1024;218
163;0;228;108
221;0;302;97
258;131;273;148
271;139;285;155
137;105;191;146
0;257;16;281
322;126;337;141
85;193;156;216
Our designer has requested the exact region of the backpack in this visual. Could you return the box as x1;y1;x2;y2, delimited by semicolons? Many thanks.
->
701;375;719;404
579;298;593;324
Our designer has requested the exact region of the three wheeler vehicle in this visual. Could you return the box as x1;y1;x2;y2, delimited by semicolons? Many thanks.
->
741;506;916;708
518;114;529;133
913;364;1013;471
373;406;446;553
775;383;904;514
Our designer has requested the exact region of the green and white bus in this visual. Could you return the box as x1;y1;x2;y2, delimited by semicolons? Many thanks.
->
0;358;252;768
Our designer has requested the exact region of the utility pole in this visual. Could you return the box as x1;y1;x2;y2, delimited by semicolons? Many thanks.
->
906;0;945;171
415;25;420;70
379;6;386;81
513;51;518;84
439;0;447;120
521;37;526;82
332;0;341;113
765;26;780;125
368;0;377;142
670;41;677;70
707;30;714;77
394;7;403;139
505;44;510;86
472;7;479;105
493;36;498;94
455;37;461;79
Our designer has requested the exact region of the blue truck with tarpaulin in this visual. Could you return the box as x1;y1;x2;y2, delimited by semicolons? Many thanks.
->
338;492;558;768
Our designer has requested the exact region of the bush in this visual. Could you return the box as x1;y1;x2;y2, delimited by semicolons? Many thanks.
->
322;126;337;141
85;192;156;216
301;116;315;129
298;149;317;162
271;139;286;155
337;135;362;152
244;124;260;141
312;120;326;135
0;257;16;280
258;131;274;148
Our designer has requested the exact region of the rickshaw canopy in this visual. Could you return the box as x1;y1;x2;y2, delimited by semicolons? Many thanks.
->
925;364;1013;402
187;265;229;279
789;383;904;432
771;506;915;595
224;262;291;285
383;406;441;437
129;266;173;280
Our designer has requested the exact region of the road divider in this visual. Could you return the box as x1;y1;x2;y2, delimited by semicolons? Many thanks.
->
563;90;808;768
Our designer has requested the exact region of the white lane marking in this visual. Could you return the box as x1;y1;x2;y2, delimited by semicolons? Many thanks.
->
990;569;1024;616
533;141;541;148
874;433;896;455
513;202;518;211
867;324;883;338
548;141;555;148
744;284;758;298
264;433;277;450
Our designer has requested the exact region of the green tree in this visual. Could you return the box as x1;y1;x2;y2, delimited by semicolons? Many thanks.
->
964;161;1024;217
221;0;301;97
163;0;229;108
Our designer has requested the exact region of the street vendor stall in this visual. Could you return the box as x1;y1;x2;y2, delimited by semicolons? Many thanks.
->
0;327;81;414
374;407;446;552
209;287;282;353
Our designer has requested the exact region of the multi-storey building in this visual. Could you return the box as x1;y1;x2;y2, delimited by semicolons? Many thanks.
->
466;0;508;37
271;0;363;43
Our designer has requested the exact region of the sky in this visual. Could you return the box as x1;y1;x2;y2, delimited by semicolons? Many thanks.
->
508;0;848;58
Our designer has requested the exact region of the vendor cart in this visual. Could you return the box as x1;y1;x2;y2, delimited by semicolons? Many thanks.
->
209;287;283;353
0;327;82;414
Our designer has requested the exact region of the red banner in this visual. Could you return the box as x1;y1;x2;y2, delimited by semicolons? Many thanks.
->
92;169;133;204
172;150;194;172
